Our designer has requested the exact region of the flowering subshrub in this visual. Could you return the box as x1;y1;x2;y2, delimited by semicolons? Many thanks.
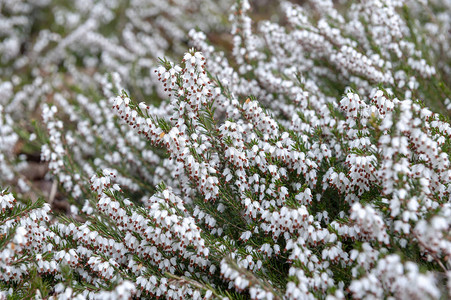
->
0;0;450;299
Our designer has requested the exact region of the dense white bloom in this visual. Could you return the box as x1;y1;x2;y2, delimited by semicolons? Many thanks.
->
0;0;450;299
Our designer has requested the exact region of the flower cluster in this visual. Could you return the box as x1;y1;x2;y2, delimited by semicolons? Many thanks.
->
0;0;450;299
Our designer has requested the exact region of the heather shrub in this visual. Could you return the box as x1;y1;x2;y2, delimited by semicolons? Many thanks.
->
0;0;450;299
